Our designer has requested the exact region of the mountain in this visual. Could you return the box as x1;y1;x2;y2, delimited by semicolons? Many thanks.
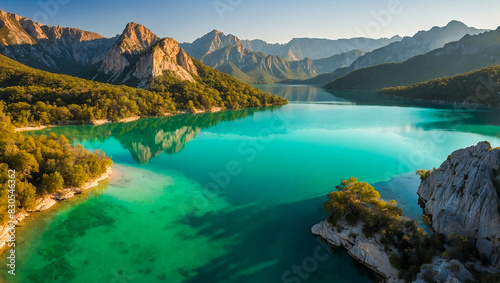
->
95;22;198;87
0;51;286;127
378;65;500;107
312;49;364;74
325;26;500;90
240;36;402;60
349;21;487;71
181;30;316;83
181;30;364;83
0;10;116;77
0;9;287;113
180;30;240;60
305;21;488;85
0;11;196;87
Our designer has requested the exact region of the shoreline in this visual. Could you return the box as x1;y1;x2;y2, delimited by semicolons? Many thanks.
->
0;166;113;250
312;220;401;282
13;106;226;133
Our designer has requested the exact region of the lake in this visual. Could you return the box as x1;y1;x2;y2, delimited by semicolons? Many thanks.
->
4;84;500;283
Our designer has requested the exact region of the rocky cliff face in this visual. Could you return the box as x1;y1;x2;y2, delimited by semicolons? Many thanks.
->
0;10;36;45
134;38;198;86
97;23;197;86
0;9;115;76
417;141;500;267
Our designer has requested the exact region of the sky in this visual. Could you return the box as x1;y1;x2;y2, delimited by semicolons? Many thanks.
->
2;0;500;43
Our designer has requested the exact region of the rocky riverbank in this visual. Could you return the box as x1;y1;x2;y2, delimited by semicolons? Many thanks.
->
312;220;401;282
313;142;500;282
0;166;112;249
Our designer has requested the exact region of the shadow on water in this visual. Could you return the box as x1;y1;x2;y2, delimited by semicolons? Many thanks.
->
30;107;280;164
179;196;379;283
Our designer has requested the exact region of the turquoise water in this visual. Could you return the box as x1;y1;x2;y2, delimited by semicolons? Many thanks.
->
4;85;500;283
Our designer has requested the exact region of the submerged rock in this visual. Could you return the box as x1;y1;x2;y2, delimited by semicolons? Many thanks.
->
417;141;500;267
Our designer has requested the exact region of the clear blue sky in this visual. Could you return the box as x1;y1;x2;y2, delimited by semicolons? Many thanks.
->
2;0;500;43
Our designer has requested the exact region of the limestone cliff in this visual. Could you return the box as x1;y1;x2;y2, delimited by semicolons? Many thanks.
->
0;10;36;45
417;141;500;267
0;9;114;75
97;23;197;86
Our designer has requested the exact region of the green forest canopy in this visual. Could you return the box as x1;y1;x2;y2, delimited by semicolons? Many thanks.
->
0;55;287;127
378;65;500;106
0;103;112;221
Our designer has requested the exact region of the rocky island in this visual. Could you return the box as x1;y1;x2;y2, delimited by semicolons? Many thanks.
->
313;142;500;282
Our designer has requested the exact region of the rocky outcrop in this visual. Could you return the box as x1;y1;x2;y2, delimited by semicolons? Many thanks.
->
413;259;473;283
417;141;500;268
0;10;36;45
96;23;198;86
312;220;401;282
0;9;114;74
133;38;198;86
0;166;112;250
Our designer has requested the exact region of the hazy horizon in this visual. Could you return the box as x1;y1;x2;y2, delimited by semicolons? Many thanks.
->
3;0;500;44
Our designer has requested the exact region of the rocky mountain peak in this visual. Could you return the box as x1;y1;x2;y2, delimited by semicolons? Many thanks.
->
0;10;36;45
181;29;242;60
418;141;500;268
117;22;160;54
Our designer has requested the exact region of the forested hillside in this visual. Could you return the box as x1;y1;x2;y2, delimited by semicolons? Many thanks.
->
379;65;500;106
0;55;286;126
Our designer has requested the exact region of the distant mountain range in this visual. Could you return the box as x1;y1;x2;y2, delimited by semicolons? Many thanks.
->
1;7;497;106
180;30;370;83
240;36;401;60
303;21;488;85
325;26;500;90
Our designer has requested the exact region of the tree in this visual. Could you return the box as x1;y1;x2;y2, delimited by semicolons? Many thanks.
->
41;172;64;194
